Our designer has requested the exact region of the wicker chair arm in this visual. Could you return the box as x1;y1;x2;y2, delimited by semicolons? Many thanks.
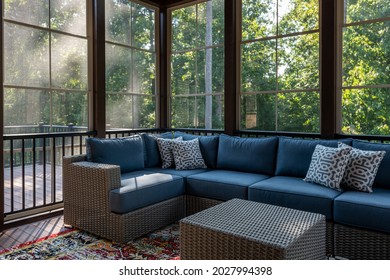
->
63;154;87;165
63;157;122;214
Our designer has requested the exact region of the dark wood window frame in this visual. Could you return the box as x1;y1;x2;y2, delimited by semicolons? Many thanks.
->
0;0;337;140
2;0;390;231
159;0;337;138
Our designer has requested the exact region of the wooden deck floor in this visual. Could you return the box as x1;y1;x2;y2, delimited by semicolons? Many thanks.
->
1;163;66;249
4;164;63;214
0;214;67;250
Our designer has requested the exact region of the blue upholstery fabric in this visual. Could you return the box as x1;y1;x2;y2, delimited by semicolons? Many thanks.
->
140;132;186;168
182;134;219;169
187;170;270;201
159;131;188;139
110;171;185;214
86;135;144;173
275;137;353;178
145;167;210;178
334;188;390;233
248;176;343;219
352;140;390;189
140;133;160;168
217;134;278;175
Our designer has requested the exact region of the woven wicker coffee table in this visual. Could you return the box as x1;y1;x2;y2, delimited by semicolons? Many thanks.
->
180;199;326;259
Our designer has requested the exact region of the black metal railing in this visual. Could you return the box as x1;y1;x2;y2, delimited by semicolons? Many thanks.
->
4;123;86;135
335;133;390;144
236;130;320;139
3;127;95;221
167;128;223;136
106;128;162;138
237;130;390;143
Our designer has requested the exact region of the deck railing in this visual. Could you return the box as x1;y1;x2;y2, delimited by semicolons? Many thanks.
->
3;126;95;222
3;125;389;226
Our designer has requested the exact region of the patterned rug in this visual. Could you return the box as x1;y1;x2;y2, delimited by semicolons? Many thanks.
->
0;224;180;260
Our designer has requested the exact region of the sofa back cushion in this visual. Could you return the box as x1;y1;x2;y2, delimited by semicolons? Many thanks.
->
352;140;390;189
217;134;278;175
86;135;144;173
275;137;353;178
182;134;219;169
140;133;161;168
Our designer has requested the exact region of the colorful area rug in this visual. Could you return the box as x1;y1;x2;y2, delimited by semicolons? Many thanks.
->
0;224;180;260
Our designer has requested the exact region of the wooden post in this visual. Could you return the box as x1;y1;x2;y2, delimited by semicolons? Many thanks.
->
224;0;237;135
320;0;337;139
0;0;4;231
159;7;168;129
92;0;106;138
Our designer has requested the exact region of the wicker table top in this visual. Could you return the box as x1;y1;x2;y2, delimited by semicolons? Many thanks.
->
181;198;325;248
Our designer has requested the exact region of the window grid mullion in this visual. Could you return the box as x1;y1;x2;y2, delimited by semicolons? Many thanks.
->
241;29;319;45
3;18;88;40
343;16;390;28
275;0;279;131
239;0;320;132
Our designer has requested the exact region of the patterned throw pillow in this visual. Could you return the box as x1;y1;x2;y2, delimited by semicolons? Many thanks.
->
156;137;183;168
172;138;207;170
304;144;352;191
339;142;386;192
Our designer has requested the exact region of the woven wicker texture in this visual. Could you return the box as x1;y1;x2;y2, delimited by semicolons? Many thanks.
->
186;195;334;257
181;199;326;259
335;224;390;260
186;195;223;216
63;155;186;243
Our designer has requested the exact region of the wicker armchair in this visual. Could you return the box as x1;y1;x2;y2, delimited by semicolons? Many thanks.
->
62;155;186;243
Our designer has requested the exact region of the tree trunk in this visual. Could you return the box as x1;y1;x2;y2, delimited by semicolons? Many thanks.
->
205;1;213;129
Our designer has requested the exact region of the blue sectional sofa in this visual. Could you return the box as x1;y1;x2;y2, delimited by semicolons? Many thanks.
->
63;132;390;259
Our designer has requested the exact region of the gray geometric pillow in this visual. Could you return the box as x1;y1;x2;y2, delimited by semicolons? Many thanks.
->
304;144;352;191
172;138;207;170
156;137;183;168
339;142;386;192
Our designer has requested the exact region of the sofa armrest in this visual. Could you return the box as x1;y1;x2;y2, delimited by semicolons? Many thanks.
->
70;161;122;191
63;154;87;165
63;156;121;214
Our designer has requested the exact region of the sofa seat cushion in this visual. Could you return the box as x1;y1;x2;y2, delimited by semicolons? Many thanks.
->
248;176;343;220
110;171;185;214
334;188;390;233
145;167;210;179
187;170;270;201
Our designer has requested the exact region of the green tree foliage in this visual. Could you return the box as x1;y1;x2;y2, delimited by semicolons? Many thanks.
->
4;0;88;130
105;0;156;129
170;0;224;129
341;0;390;135
241;0;320;133
241;0;389;135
